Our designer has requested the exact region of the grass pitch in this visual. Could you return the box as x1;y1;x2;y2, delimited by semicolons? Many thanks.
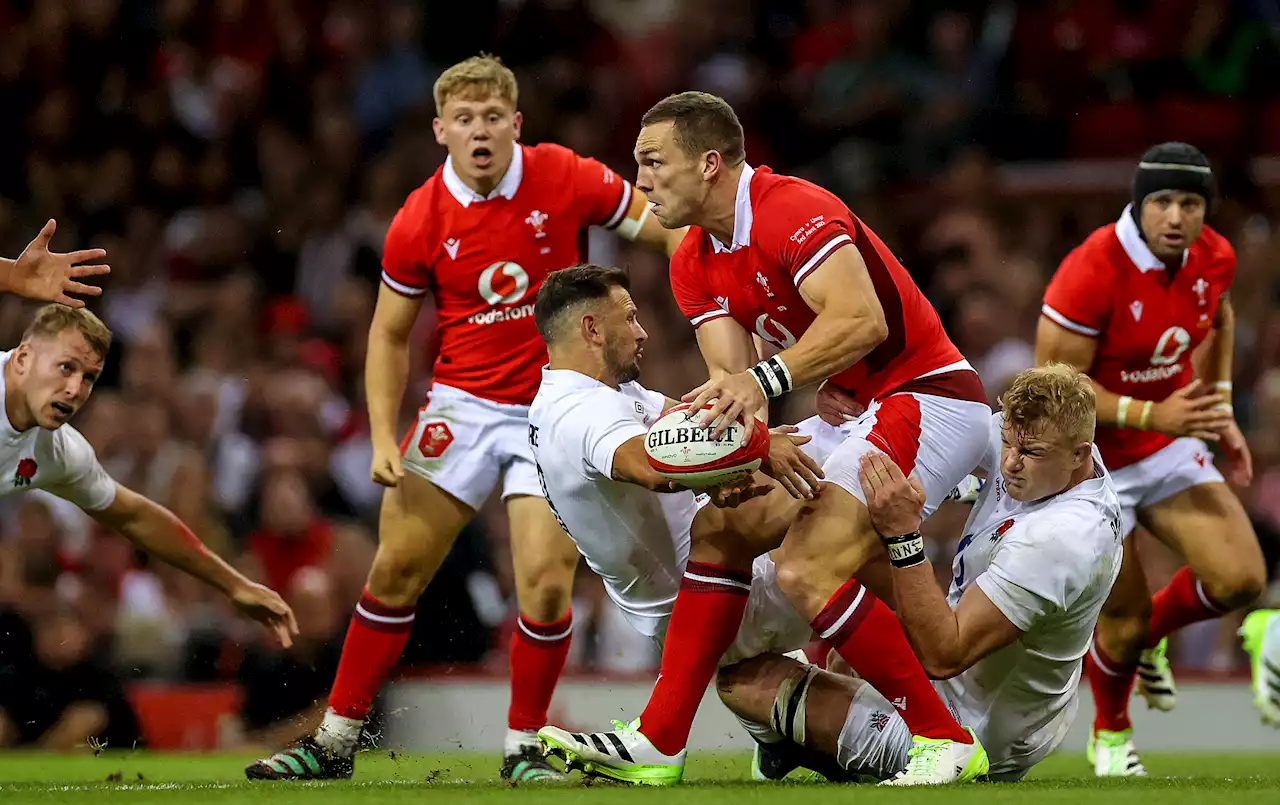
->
1;751;1279;804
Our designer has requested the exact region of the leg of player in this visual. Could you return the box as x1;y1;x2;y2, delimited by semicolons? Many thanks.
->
1084;532;1151;777
504;494;578;782
772;483;986;785
245;474;472;780
538;480;799;785
1239;609;1280;727
716;653;911;783
1140;482;1266;647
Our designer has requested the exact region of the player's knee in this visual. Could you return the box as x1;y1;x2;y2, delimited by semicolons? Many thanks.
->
1098;611;1150;662
1204;565;1266;612
366;548;435;606
515;554;575;621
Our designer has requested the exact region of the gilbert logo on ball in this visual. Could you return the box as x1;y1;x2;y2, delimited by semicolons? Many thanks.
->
644;403;769;489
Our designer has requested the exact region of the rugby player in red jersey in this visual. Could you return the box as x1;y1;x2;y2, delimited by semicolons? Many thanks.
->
246;55;684;782
539;92;992;786
1037;142;1264;776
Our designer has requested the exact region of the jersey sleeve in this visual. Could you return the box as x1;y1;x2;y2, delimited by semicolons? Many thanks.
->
1041;245;1111;338
380;198;432;298
754;182;856;287
569;151;635;234
974;512;1098;631
670;246;731;327
43;426;117;511
558;389;650;480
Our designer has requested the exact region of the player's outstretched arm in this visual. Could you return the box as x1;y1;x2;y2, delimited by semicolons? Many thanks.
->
0;220;110;308
90;484;299;647
859;452;1019;679
366;284;424;487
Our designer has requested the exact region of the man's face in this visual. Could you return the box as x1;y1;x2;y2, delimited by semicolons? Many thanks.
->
634;121;709;229
998;421;1086;502
433;93;522;187
598;286;648;385
12;329;104;430
1140;190;1206;262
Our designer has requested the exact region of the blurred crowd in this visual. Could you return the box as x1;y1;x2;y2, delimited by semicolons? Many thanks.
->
1;0;1279;748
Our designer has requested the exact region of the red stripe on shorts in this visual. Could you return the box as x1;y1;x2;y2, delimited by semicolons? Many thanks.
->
866;395;924;476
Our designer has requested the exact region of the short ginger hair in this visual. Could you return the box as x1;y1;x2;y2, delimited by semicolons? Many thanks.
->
433;54;518;116
21;304;113;359
1000;363;1096;446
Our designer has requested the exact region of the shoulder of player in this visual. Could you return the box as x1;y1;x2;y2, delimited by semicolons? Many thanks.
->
753;172;845;216
525;142;591;177
388;176;442;240
46;423;95;468
1193;223;1236;265
1010;502;1109;548
670;226;710;264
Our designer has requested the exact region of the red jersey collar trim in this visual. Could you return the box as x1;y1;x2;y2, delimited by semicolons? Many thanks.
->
710;164;755;254
1115;204;1189;273
443;144;524;207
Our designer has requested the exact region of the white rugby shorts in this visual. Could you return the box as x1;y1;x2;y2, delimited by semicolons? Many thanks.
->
400;383;541;510
1108;436;1225;537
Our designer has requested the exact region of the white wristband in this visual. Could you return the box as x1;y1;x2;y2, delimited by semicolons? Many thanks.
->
1117;396;1132;429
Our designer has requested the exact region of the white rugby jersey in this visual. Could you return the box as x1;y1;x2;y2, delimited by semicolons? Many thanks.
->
528;367;694;636
0;351;116;511
936;412;1123;779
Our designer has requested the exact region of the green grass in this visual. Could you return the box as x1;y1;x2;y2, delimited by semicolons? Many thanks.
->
1;752;1279;804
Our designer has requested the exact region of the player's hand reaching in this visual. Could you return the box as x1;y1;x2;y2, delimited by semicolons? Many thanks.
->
683;371;767;440
1218;419;1253;487
707;475;774;509
230;581;300;649
4;220;110;307
370;438;406;487
815;380;864;427
763;425;824;499
1147;380;1232;440
859;452;925;537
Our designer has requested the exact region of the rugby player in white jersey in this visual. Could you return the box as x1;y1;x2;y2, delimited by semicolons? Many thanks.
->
527;263;844;785
0;305;297;660
715;365;1125;783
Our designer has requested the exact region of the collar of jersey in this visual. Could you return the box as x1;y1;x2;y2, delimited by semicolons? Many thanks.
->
443;145;524;207
542;365;610;390
710;163;756;254
1115;204;1189;273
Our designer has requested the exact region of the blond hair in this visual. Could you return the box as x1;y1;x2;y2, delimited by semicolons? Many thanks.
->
22;304;113;359
433;54;518;116
1000;363;1096;445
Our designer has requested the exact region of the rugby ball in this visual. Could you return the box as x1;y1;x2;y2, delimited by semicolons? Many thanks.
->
644;403;769;489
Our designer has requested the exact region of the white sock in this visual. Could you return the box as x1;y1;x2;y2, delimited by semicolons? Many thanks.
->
737;714;785;744
315;710;364;758
504;728;540;756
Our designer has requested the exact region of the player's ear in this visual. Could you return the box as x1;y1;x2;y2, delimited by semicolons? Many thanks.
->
432;117;447;146
580;312;602;346
10;343;30;374
511;110;522;140
702;150;722;182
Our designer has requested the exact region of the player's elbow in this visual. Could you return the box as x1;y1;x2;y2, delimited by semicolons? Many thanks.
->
918;648;968;680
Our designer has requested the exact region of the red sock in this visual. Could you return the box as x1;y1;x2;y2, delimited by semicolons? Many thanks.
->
508;611;573;732
1086;635;1135;732
814;577;970;743
638;561;751;755
327;589;416;720
1147;566;1229;646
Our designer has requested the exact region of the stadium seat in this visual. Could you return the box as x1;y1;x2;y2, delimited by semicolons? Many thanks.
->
1154;96;1245;156
1068;102;1150;158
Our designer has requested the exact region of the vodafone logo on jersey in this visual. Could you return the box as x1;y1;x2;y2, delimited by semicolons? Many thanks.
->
478;262;530;305
469;262;536;326
1121;326;1191;384
755;314;796;349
